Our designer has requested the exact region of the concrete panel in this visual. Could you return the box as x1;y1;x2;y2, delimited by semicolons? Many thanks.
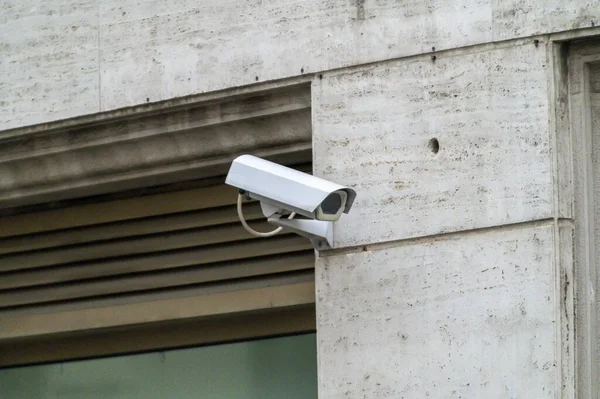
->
97;0;599;112
0;85;311;208
567;43;600;399
313;42;552;247
590;67;600;390
316;224;555;398
2;1;598;128
493;0;599;40
0;0;99;130
97;0;492;110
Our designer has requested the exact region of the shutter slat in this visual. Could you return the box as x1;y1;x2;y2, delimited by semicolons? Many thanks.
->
0;163;312;238
0;235;311;290
0;184;238;238
0;220;282;272
0;252;314;308
0;203;264;255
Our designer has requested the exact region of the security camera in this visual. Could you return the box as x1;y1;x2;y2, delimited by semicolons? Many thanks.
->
225;155;356;249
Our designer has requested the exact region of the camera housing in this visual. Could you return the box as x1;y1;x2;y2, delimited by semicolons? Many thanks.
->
225;155;357;249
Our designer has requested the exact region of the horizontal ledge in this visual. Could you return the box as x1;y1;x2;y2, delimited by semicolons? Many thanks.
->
0;280;316;340
0;82;312;141
0;136;312;210
0;81;312;210
0;89;311;164
0;305;316;367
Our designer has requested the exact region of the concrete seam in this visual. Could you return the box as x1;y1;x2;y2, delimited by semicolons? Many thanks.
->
319;218;570;257
97;0;102;112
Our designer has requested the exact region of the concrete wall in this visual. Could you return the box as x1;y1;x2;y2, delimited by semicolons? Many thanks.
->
2;0;600;398
1;0;599;130
592;65;600;384
316;225;555;398
312;39;565;397
569;41;600;398
313;41;552;247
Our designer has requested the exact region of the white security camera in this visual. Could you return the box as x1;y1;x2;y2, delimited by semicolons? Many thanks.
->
225;155;356;249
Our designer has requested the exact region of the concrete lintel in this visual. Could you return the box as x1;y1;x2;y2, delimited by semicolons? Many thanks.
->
0;84;312;209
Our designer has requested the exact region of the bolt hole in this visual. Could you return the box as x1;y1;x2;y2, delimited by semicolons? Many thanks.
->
431;55;437;62
146;97;150;102
255;76;259;81
319;74;323;80
301;68;304;73
429;138;440;154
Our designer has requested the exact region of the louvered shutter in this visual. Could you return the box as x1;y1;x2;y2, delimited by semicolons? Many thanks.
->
0;164;315;366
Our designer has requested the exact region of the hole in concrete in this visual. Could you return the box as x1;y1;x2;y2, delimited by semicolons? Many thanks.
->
429;138;440;154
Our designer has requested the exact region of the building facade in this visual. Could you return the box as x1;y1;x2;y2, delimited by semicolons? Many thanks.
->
1;0;600;397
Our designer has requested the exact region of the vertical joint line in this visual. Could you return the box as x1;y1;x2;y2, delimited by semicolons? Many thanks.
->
97;0;101;111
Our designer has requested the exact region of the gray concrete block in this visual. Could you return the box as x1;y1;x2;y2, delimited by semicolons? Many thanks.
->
313;42;552;247
3;0;599;128
0;0;99;130
316;224;555;398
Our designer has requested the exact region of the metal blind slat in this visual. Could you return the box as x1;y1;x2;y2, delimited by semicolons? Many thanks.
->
0;221;282;272
0;252;314;308
0;202;264;255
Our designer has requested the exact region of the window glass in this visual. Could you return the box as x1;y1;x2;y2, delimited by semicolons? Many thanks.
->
0;333;317;399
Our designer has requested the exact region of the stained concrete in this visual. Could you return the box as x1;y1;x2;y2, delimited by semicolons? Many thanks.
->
313;42;553;247
0;0;99;130
0;85;312;208
2;0;600;129
1;1;598;398
566;41;600;399
316;224;555;398
589;64;600;388
311;39;569;398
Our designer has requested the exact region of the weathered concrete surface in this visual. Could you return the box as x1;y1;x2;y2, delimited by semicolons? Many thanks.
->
591;68;600;381
97;0;493;110
492;0;599;40
97;0;598;112
313;42;552;247
316;224;555;398
2;0;599;129
0;86;312;208
544;40;600;399
0;0;99;130
589;64;600;395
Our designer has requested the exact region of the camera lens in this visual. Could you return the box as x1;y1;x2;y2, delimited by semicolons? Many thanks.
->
320;192;343;215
